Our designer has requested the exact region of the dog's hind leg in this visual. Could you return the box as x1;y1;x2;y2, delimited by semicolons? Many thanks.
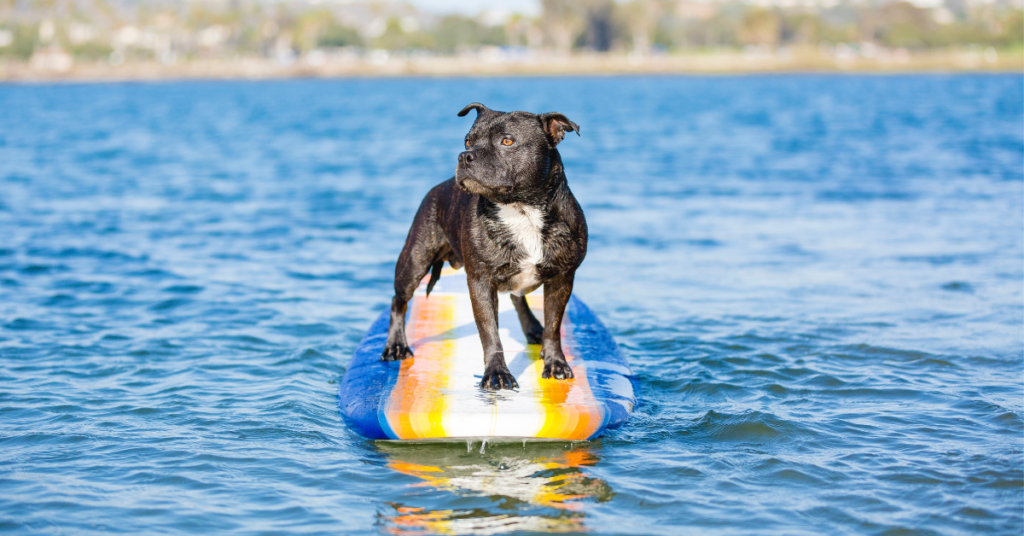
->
383;192;449;361
510;294;543;345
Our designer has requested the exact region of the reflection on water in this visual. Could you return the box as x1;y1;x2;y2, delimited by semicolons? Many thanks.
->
376;441;612;535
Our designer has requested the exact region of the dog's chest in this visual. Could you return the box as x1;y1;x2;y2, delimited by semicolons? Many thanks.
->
495;203;545;295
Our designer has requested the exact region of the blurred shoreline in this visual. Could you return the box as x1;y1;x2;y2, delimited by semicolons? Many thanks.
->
4;47;1021;82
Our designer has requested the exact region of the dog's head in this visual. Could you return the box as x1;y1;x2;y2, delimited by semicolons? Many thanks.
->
454;103;579;204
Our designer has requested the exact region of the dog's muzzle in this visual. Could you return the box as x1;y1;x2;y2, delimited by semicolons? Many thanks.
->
456;152;514;201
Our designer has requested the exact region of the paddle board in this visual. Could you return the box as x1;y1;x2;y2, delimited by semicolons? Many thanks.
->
338;268;634;440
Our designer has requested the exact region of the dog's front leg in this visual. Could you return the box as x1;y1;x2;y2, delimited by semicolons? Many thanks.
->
468;276;519;390
541;272;575;380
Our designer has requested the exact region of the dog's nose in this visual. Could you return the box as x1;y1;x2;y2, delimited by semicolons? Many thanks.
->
458;151;475;164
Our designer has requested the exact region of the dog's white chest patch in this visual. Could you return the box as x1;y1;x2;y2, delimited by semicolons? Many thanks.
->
497;203;545;295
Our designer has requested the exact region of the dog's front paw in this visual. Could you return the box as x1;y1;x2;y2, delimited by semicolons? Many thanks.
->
381;342;414;361
480;366;519;391
542;360;574;380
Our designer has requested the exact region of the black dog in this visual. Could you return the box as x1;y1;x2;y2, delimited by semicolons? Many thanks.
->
381;103;587;391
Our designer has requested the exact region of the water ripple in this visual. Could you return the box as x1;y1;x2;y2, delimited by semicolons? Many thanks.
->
1;76;1021;535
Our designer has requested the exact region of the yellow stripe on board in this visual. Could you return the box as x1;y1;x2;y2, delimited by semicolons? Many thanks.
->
384;294;457;439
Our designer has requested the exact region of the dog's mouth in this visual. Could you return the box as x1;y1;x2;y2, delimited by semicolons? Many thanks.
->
456;175;513;200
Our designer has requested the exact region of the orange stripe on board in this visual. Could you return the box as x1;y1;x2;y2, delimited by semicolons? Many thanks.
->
385;294;456;439
560;329;602;440
529;299;604;440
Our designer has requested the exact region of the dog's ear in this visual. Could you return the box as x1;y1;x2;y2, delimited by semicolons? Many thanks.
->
458;103;490;117
540;112;580;145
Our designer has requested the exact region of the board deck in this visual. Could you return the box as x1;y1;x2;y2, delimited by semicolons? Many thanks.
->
339;268;635;441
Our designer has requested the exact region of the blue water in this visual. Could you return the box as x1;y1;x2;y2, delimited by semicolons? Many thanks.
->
1;75;1021;535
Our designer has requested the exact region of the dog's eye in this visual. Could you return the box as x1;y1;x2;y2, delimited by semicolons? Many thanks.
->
501;137;514;146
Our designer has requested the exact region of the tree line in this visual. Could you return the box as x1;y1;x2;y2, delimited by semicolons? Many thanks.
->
0;0;1020;63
